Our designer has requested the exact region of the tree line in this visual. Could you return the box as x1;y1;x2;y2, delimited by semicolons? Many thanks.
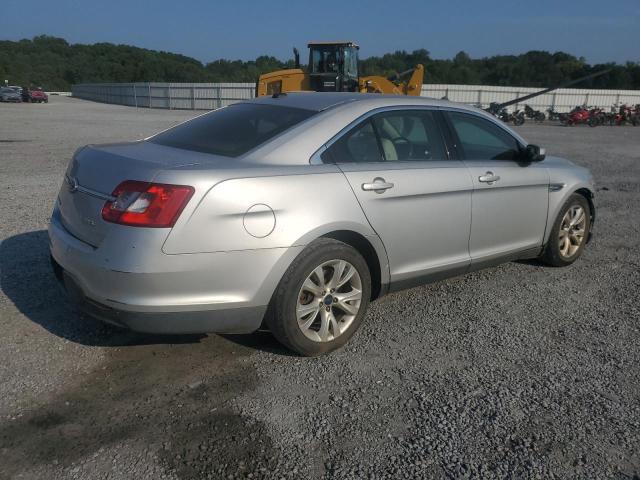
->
1;35;638;91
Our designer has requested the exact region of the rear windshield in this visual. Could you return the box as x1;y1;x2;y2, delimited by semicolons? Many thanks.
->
150;103;316;157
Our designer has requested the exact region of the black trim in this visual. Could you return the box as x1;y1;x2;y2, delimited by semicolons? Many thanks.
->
439;110;463;159
388;265;468;293
466;247;542;274
368;118;387;161
387;246;543;294
436;110;460;160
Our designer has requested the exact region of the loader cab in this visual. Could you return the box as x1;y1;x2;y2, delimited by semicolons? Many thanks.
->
308;42;359;93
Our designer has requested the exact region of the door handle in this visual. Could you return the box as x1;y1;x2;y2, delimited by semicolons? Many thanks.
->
478;171;500;184
362;177;394;193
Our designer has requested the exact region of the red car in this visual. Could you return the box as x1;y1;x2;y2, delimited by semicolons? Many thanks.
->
28;89;48;103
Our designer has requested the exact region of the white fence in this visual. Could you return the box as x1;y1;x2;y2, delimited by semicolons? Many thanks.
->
72;82;640;112
423;84;640;112
72;83;255;110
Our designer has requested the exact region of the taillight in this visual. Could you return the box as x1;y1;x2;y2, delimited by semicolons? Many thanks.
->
101;180;194;228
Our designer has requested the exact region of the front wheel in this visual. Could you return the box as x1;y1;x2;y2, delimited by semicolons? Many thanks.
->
541;193;591;267
266;238;372;356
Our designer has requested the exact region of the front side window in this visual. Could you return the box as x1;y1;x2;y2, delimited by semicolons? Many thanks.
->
150;103;315;157
324;120;383;163
447;111;522;160
372;110;447;161
343;47;358;78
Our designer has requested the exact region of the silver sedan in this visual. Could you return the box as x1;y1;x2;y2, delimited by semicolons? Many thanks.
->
49;93;595;355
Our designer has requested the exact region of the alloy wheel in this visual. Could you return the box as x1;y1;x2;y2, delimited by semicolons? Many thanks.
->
296;259;363;342
559;205;586;258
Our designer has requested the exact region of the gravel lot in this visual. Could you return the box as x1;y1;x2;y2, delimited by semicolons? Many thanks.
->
1;96;639;480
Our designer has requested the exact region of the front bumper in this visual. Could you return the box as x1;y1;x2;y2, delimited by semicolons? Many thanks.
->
48;209;301;334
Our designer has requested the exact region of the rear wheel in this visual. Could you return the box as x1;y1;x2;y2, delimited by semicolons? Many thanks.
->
266;238;371;356
541;193;591;267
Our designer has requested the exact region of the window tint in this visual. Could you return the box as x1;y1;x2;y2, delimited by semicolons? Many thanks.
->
448;111;521;160
372;110;447;161
325;120;383;163
150;103;316;157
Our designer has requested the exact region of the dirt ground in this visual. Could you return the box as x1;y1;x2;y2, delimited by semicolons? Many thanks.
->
1;96;639;479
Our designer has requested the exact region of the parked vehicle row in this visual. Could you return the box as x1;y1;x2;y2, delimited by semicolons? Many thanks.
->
0;86;48;103
559;104;640;127
491;102;640;127
0;87;22;103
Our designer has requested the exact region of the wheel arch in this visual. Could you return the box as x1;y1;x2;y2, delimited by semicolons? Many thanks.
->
575;187;596;225
320;230;387;300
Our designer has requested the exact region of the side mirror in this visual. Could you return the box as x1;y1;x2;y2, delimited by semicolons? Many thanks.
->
524;144;546;162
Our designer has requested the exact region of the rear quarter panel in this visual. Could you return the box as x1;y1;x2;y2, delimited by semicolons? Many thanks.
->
160;164;380;254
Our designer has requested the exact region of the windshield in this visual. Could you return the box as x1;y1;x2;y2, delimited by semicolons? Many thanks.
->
310;46;342;74
150;103;316;157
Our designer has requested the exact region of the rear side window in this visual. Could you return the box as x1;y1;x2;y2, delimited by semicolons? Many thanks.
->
150;103;316;157
372;110;447;161
447;111;521;160
323;109;448;164
324;120;383;163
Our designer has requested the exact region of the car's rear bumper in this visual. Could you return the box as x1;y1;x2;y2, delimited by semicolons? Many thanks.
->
51;255;267;334
48;207;301;334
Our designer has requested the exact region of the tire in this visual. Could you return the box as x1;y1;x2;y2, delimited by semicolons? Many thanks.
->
541;193;591;267
513;116;525;126
535;112;546;122
266;238;372;356
588;117;598;127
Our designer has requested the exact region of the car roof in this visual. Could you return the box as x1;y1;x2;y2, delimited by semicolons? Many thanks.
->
244;92;468;113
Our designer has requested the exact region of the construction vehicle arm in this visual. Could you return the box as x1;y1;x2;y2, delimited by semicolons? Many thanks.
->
359;64;424;96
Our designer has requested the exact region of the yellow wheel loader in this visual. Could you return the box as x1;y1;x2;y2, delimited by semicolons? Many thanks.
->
256;41;424;97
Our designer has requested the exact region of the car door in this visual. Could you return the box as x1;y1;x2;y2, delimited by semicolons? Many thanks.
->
443;109;549;265
322;108;473;290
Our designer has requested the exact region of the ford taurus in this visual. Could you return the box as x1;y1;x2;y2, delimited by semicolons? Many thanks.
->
49;93;595;355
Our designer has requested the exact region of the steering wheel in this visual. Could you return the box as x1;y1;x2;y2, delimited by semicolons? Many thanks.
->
391;136;414;159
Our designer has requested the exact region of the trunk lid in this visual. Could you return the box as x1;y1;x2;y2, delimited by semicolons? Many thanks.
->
57;141;207;247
